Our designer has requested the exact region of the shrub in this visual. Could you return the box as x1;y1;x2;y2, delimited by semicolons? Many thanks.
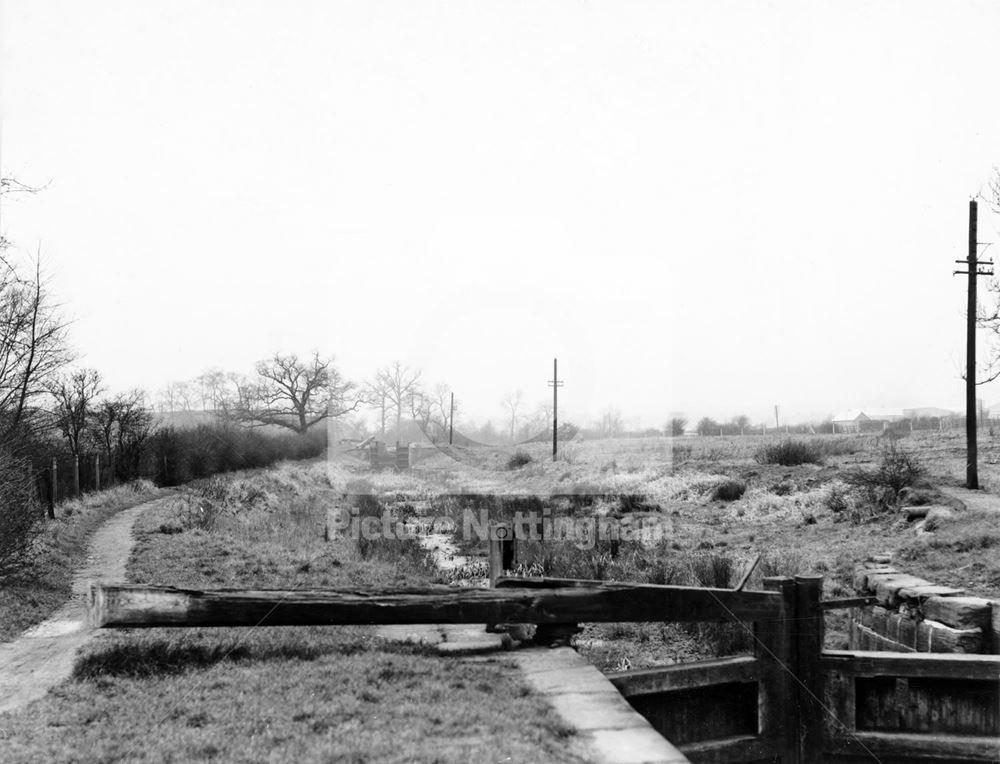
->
711;479;746;502
506;451;533;470
0;451;44;576
150;424;324;486
844;442;924;513
618;493;656;513
754;439;823;466
824;483;850;514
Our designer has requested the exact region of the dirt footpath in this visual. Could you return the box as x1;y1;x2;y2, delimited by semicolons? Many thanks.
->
937;485;1000;514
0;495;171;715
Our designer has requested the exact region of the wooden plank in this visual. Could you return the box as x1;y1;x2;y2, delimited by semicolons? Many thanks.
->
822;650;1000;681
992;600;1000;655
628;681;756;749
89;582;784;629
852;624;915;653
826;731;1000;760
916;619;983;653
607;656;759;697
679;734;780;763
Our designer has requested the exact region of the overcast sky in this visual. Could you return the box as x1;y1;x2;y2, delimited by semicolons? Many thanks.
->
3;1;1000;428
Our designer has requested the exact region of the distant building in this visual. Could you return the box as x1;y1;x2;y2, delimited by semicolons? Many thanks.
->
831;408;904;433
903;407;956;420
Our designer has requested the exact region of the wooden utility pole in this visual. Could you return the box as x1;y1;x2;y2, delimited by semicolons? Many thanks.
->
548;358;563;461
774;405;779;430
955;200;992;489
449;392;454;445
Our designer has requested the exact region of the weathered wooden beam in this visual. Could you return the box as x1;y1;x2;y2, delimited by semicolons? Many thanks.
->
821;650;1000;681
679;734;780;764
487;577;782;623
89;582;784;629
733;554;760;592
756;576;797;763
795;575;824;764
825;731;1000;760
606;656;759;698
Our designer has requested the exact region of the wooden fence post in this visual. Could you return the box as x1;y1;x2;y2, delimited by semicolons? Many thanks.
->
48;457;57;519
795;575;825;764
758;576;798;763
73;455;80;497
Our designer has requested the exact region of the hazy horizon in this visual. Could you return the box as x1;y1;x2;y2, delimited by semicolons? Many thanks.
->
4;1;1000;429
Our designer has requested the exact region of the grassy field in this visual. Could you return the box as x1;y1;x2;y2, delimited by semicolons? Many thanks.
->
334;430;1000;668
0;463;585;763
0;480;162;643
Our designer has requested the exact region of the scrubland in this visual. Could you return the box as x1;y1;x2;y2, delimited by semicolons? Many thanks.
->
3;429;998;761
334;430;1000;667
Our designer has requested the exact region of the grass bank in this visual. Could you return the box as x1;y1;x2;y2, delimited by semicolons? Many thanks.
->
0;480;162;643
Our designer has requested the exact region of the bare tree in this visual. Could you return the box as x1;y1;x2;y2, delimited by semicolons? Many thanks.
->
0;256;70;447
0;176;41;255
409;389;434;435
667;416;687;437
432;384;457;439
696;416;720;436
375;361;421;442
158;382;180;413
90;398;120;462
87;390;156;479
48;368;103;456
216;372;261;423
730;414;751;433
196;369;227;411
502;389;525;443
115;391;156;477
977;178;1000;383
362;374;392;438
533;400;553;434
250;352;357;434
597;407;624;438
174;381;197;412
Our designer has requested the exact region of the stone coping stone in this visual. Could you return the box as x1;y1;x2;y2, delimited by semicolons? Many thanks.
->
922;596;992;631
515;647;690;764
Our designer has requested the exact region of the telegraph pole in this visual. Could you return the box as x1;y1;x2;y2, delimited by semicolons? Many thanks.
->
548;358;563;461
449;392;454;445
954;199;993;489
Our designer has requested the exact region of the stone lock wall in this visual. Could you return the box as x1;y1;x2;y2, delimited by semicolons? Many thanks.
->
851;558;1000;654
